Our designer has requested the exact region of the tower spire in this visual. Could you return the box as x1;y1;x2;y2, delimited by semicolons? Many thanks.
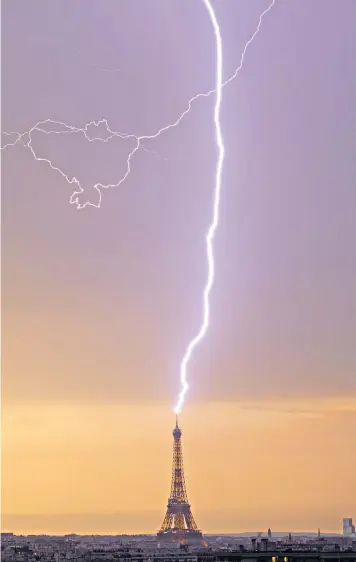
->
157;417;202;543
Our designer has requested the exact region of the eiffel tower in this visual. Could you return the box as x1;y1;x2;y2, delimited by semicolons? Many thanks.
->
157;417;203;543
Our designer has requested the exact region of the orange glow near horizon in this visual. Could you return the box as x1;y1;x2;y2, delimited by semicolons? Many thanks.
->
2;398;356;535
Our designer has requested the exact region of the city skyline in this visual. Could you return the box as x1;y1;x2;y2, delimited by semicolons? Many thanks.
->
2;0;356;536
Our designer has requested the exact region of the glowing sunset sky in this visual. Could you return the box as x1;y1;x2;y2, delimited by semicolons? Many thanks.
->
2;0;356;534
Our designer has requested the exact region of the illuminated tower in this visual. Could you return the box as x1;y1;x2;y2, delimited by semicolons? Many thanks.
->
158;417;202;542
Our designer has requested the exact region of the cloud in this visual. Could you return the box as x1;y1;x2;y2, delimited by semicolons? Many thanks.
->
233;397;356;417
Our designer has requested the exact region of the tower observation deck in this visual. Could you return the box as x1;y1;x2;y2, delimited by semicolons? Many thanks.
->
157;417;203;543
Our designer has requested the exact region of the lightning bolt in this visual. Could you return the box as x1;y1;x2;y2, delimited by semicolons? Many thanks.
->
174;0;224;415
2;1;276;211
1;0;276;407
174;0;276;414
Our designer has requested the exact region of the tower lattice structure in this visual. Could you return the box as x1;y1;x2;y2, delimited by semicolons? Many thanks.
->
158;417;202;542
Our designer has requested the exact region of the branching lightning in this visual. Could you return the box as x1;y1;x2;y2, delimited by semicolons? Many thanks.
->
1;0;276;409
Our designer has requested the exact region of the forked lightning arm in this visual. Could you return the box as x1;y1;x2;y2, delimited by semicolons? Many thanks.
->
1;0;277;411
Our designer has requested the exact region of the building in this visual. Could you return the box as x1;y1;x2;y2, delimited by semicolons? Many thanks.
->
157;416;203;544
343;518;355;536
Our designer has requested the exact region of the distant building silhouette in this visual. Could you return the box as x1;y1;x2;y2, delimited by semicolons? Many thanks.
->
343;517;355;535
267;528;272;539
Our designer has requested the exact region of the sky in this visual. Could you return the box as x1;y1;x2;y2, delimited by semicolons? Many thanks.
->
2;0;356;535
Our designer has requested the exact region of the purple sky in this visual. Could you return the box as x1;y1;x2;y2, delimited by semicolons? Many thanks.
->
3;0;355;404
2;0;356;533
